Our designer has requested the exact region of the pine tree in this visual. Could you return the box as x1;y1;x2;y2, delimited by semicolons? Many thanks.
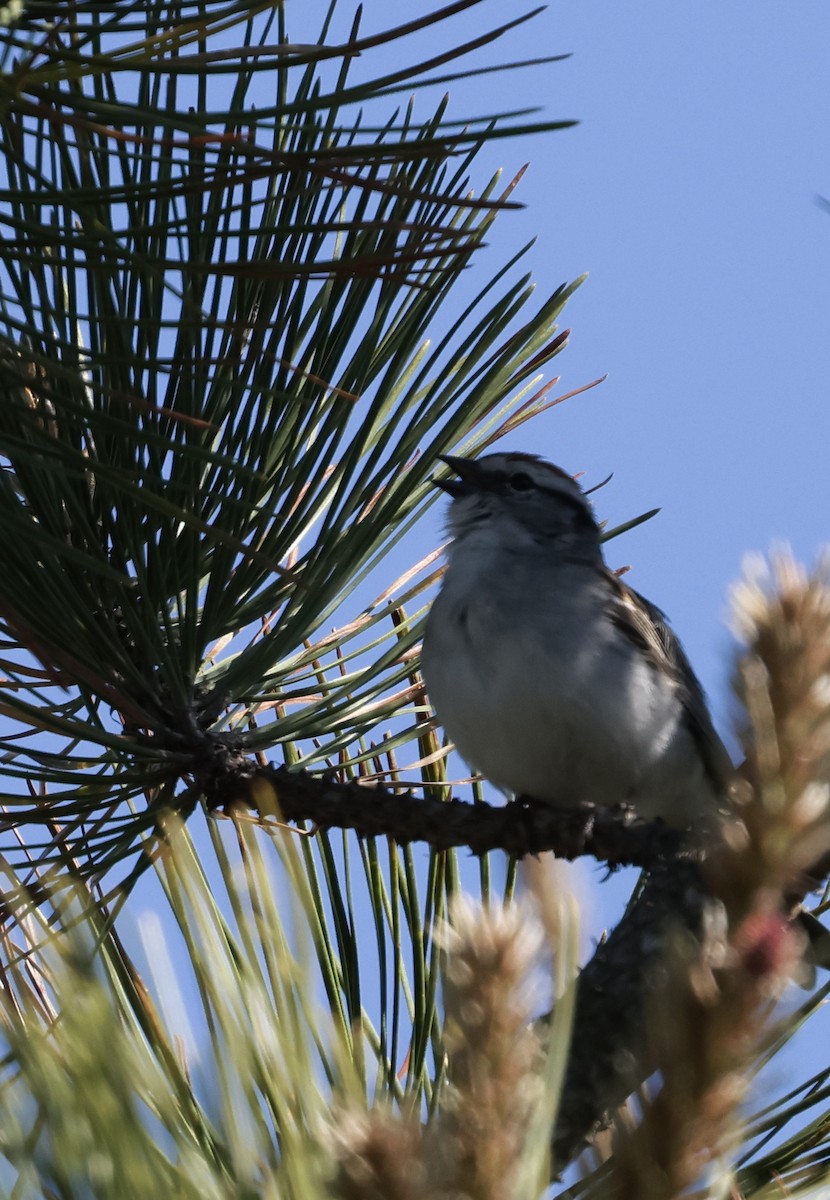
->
0;4;827;1198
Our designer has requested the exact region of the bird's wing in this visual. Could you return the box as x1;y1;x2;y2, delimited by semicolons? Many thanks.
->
604;568;735;792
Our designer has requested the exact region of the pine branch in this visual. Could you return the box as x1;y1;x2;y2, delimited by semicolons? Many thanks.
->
221;762;688;867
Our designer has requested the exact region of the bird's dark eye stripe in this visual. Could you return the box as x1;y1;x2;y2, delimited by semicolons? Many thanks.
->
488;471;588;514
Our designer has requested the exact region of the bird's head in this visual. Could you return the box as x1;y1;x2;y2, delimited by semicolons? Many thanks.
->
434;452;602;561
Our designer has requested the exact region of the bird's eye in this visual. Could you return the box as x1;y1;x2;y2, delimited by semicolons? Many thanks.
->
507;471;534;493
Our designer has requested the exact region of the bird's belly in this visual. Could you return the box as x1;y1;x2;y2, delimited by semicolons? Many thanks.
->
424;601;714;826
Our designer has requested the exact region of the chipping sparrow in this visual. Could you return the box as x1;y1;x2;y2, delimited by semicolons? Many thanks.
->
421;452;734;831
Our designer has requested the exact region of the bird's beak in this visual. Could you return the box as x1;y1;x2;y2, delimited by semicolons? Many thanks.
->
433;454;485;498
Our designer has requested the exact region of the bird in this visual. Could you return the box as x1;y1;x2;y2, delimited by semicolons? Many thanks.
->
421;450;830;971
420;451;734;833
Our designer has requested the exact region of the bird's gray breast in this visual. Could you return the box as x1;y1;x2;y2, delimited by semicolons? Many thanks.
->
422;557;717;825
